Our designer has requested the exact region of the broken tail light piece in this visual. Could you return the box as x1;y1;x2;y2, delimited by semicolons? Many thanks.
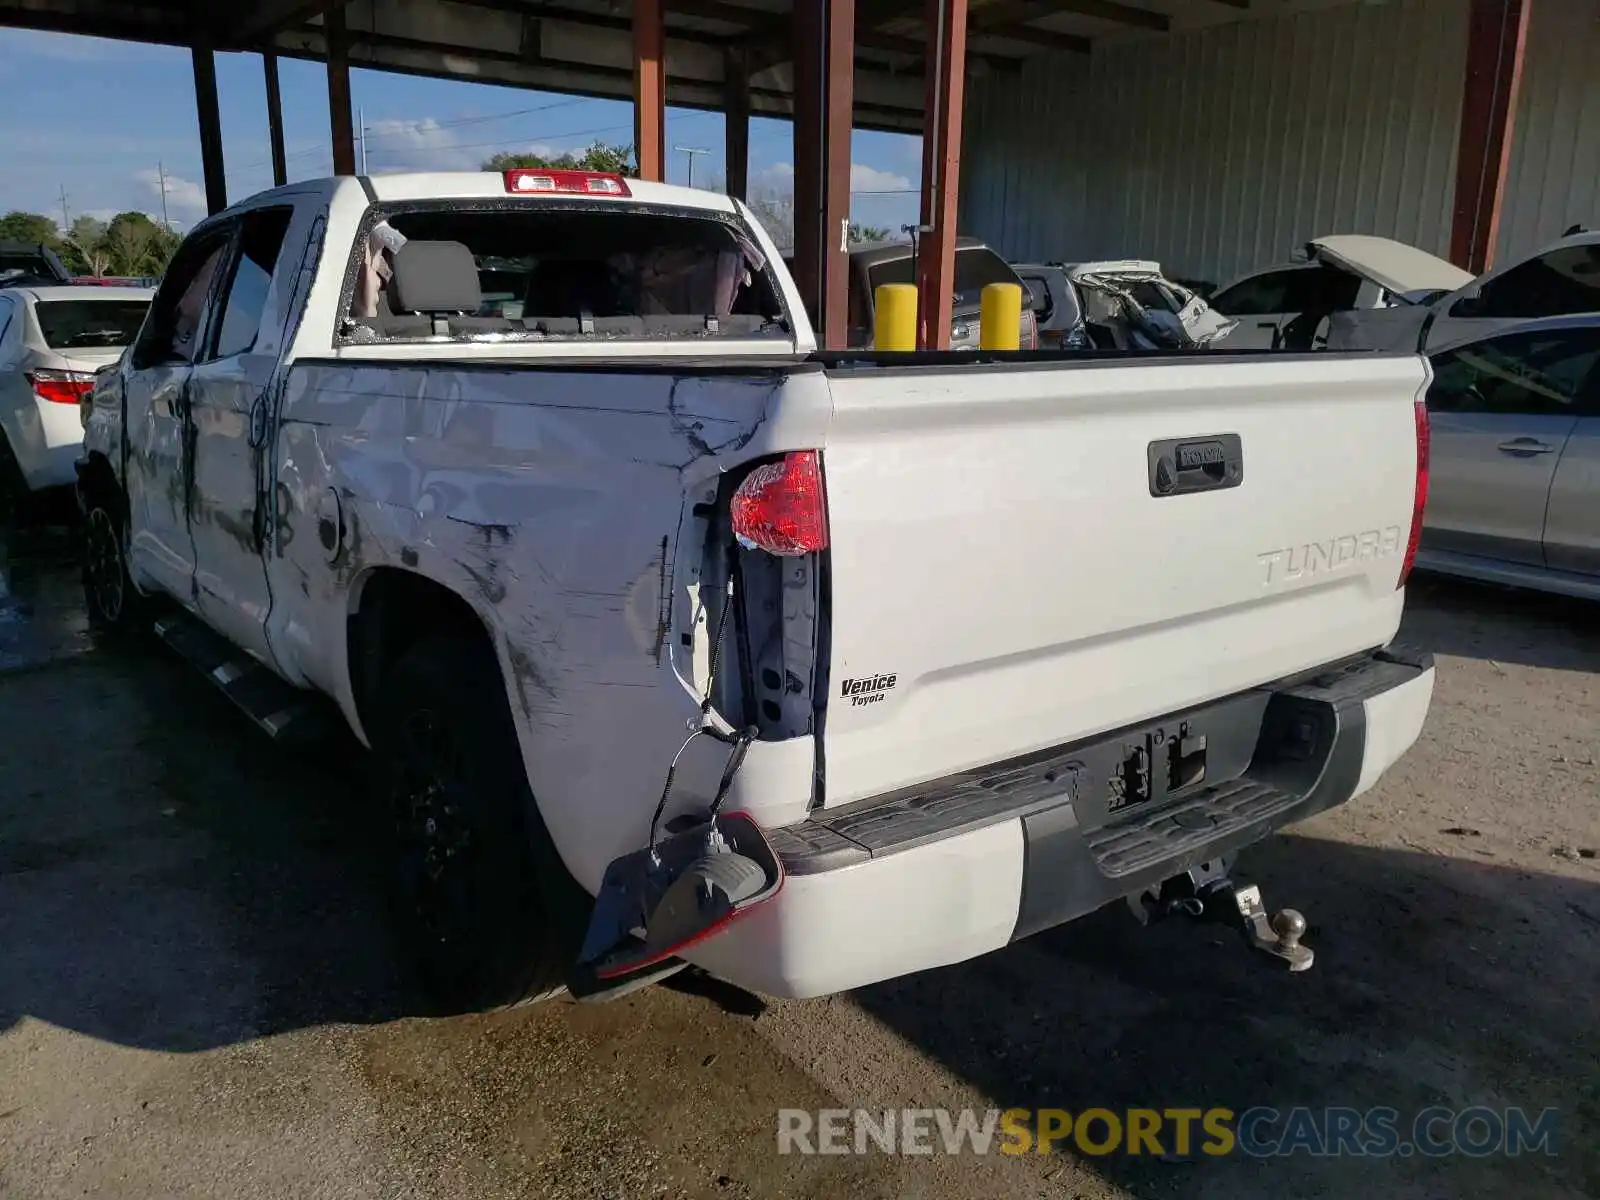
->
568;805;784;1002
570;701;780;1001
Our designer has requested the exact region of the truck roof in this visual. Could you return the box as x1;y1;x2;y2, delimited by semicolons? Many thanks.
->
361;172;738;214
198;172;743;229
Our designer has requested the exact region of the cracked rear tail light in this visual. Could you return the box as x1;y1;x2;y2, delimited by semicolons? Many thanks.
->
730;451;828;557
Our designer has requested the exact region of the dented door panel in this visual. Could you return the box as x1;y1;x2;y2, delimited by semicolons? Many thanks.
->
189;350;281;663
123;363;197;601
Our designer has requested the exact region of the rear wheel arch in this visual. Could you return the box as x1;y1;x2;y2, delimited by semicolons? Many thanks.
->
346;566;504;742
349;571;589;1009
76;450;122;508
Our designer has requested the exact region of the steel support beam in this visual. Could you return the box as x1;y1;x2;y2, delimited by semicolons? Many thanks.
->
264;52;289;187
326;2;357;175
634;0;667;181
793;0;856;349
971;0;1167;32
192;46;229;215
233;0;326;45
916;0;967;349
724;48;750;202
1449;0;1531;273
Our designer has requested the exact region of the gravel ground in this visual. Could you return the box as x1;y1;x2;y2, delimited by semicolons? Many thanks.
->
1;513;1596;1200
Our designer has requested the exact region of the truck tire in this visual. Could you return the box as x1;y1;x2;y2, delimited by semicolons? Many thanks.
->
81;483;148;633
373;634;580;1012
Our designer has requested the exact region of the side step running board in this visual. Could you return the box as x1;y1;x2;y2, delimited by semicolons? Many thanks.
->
152;612;335;744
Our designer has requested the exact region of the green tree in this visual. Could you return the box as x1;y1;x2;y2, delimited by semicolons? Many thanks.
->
61;215;111;276
0;211;63;248
103;212;181;277
483;141;638;177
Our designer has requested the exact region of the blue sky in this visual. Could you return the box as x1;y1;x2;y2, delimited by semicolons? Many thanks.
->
0;27;922;236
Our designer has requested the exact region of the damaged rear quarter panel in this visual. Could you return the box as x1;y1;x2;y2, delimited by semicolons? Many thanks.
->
268;359;833;891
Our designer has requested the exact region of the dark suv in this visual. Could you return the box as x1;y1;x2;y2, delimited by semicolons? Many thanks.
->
0;241;72;289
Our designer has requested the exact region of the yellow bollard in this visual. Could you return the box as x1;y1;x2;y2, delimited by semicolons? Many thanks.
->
873;283;918;351
980;282;1022;350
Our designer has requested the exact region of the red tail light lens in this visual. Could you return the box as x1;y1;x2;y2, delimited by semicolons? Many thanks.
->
27;369;95;405
1399;398;1430;588
730;450;828;556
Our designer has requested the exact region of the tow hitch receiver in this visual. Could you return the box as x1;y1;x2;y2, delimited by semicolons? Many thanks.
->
1129;860;1314;972
568;811;784;1002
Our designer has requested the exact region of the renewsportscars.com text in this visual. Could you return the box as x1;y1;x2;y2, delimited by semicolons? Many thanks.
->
776;1106;1559;1159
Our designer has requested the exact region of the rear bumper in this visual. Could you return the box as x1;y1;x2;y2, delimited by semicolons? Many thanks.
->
8;396;84;490
683;649;1434;998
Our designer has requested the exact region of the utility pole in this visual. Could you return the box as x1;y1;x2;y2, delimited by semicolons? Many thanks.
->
358;107;369;174
157;161;171;229
673;145;710;189
58;185;69;231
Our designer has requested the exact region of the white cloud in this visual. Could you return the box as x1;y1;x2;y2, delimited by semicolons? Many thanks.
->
849;163;912;193
753;160;912;195
362;118;484;172
133;168;206;223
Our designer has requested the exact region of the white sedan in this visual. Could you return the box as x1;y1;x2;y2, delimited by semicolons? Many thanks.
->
0;285;152;499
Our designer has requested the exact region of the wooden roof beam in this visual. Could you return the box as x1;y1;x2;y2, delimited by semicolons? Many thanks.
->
972;0;1168;33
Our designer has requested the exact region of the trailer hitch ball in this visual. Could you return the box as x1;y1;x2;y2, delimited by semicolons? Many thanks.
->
1130;868;1315;972
1273;907;1307;950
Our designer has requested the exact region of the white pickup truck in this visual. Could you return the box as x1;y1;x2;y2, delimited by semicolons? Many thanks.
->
79;168;1436;1009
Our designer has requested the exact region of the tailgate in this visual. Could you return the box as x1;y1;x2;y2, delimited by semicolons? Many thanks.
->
817;353;1428;807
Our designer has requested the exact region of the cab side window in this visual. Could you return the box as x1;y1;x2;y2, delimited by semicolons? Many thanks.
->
132;232;231;369
208;208;295;360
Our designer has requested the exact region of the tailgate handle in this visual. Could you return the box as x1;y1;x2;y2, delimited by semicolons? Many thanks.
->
1148;434;1244;497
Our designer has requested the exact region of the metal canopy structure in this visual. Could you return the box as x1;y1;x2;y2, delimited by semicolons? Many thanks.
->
0;0;1537;347
0;0;1234;134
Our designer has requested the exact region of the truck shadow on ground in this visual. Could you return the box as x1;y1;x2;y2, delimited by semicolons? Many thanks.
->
0;630;414;1049
849;834;1600;1199
1401;571;1600;673
0;511;413;1049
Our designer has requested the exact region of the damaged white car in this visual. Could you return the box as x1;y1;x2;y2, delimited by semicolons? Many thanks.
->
1209;235;1474;352
77;168;1435;1010
1014;260;1235;350
1323;228;1600;353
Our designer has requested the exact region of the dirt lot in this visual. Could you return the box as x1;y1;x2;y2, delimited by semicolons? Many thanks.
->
1;511;1596;1200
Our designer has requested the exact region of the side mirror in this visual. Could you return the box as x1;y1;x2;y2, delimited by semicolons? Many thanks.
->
1025;281;1046;311
1450;292;1486;318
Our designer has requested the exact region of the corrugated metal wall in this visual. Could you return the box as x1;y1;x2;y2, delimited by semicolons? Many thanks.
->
960;0;1484;285
1497;0;1600;260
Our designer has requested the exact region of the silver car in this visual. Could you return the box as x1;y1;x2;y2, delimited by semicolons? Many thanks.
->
0;286;153;502
1418;314;1600;598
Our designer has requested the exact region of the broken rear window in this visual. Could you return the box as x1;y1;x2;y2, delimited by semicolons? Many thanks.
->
345;205;790;343
34;300;151;349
